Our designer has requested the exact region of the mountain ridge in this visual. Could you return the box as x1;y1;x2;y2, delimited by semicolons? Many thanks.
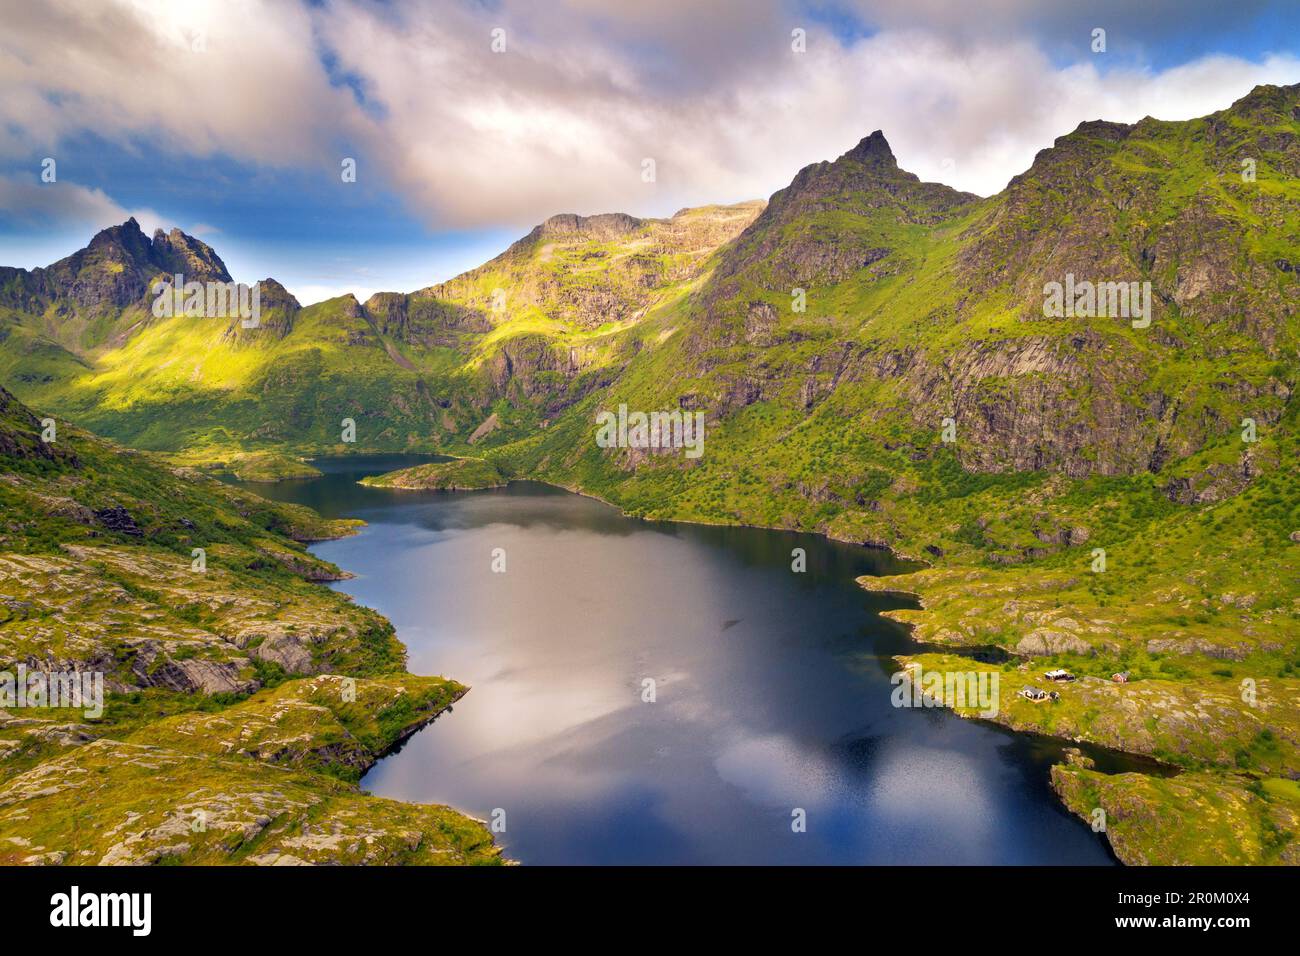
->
2;81;1300;866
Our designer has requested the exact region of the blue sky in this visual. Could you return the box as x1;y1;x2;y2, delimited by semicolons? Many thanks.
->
1;0;1298;304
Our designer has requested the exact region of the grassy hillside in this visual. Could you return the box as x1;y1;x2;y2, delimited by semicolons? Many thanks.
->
2;205;763;459
3;83;1300;865
0;384;500;864
359;457;504;490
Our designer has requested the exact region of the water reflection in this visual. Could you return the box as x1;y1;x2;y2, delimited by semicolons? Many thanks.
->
233;457;1118;865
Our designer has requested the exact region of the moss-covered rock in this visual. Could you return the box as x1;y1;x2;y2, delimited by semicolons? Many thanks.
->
359;457;505;490
892;651;1300;863
0;737;499;866
1052;765;1300;866
209;452;322;483
0;387;499;865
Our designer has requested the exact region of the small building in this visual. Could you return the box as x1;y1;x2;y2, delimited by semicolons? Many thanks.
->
1111;672;1129;683
1020;686;1050;702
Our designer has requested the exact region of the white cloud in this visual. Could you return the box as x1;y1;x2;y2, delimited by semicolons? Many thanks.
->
0;0;361;167
308;2;1300;218
0;173;164;235
0;0;1297;231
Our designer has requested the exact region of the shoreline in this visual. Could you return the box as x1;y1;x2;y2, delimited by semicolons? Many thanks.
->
289;455;1296;865
500;472;1233;865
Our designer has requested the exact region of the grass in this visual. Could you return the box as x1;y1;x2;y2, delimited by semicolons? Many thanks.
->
3;85;1300;865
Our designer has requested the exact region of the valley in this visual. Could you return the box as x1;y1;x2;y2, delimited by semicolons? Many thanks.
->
2;83;1299;865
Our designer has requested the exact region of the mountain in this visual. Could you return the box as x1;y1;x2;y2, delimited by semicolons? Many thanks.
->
0;383;499;864
0;218;235;354
0;203;762;453
3;83;1300;864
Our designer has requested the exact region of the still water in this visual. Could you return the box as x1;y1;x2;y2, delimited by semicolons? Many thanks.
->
238;455;1118;865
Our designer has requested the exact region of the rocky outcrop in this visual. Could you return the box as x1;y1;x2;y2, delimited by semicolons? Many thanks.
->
704;131;975;308
0;385;77;467
3;218;233;318
220;278;301;344
511;212;644;251
0;218;304;357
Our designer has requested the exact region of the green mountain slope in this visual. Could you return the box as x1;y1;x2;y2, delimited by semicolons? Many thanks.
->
478;86;1300;864
4;82;1300;865
1;204;763;455
0;384;499;864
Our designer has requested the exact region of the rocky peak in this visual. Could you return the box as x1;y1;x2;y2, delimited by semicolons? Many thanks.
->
338;292;364;318
86;216;153;260
216;277;300;345
256;277;300;312
150;226;232;283
840;129;898;170
0;219;251;353
1222;81;1300;125
729;127;974;255
771;126;976;215
65;218;232;285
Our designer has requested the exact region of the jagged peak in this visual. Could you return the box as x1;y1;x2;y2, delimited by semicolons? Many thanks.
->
256;277;300;311
840;129;897;168
146;224;232;283
1221;81;1300;123
87;216;149;252
761;125;975;217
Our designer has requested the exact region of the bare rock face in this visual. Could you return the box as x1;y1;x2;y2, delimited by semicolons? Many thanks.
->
93;505;143;537
1014;628;1096;656
144;657;256;695
520;212;644;247
468;412;500;444
250;633;315;674
1145;637;1250;661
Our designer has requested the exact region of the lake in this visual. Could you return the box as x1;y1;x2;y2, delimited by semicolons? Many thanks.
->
236;455;1119;865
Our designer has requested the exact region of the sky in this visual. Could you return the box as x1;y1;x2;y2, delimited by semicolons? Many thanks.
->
1;0;1298;305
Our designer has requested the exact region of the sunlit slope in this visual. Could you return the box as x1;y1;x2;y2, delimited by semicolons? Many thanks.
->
466;89;1300;866
0;383;501;865
1;205;762;454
